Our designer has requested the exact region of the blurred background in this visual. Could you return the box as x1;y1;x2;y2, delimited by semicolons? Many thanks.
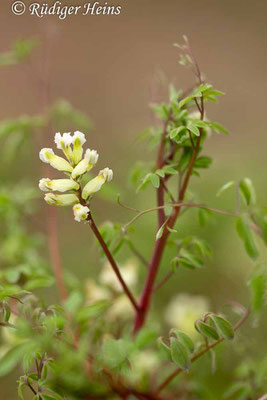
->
0;0;267;398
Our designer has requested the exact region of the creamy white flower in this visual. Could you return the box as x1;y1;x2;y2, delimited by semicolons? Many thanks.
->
71;149;99;179
99;168;113;182
39;178;79;192
39;148;54;163
72;131;86;164
129;350;159;383
44;193;79;206
73;203;90;222
85;279;110;303
107;295;135;322
82;168;113;200
54;132;73;149
39;148;73;172
165;293;210;339
73;131;86;146
99;260;137;292
84;149;99;164
39;178;50;192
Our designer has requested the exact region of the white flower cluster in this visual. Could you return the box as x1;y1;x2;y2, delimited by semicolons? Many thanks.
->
39;131;113;222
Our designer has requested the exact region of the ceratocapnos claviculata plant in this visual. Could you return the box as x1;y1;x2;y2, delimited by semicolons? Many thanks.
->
0;36;266;400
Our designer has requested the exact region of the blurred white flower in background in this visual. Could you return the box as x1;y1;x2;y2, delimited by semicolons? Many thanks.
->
129;350;160;385
165;293;210;339
85;279;110;303
107;294;135;322
85;259;139;322
99;259;138;292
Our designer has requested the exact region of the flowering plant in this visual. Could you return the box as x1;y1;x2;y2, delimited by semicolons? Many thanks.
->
39;131;113;221
0;36;266;400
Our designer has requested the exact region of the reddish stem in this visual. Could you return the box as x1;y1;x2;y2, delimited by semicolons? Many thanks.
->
134;96;204;333
88;213;139;313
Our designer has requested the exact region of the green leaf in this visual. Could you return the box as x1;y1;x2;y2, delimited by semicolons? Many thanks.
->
24;276;54;290
178;94;201;109
42;395;59;400
170;337;190;370
209;315;234;340
179;248;203;269
170;329;194;353
216;181;235;197
194;83;213;95
208;121;228;134
194;156;213;169
192;238;211;259
248;271;266;313
253;209;267;245
76;300;109;323
195;321;220;340
167;226;178;234
155;169;165;178
236;216;259;260
157;337;172;360
136;173;151;192
102;339;133;369
169;126;185;139
150;173;160;188
187;121;200;136
150;103;170;120
162;165;178;175
156;219;169;240
18;382;26;400
239;178;256;206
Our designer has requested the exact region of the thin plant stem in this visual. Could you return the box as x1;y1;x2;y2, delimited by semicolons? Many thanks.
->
123;202;238;230
87;213;139;313
153;270;174;292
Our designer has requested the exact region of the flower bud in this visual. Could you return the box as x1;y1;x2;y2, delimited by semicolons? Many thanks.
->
72;131;86;165
39;178;79;192
73;204;90;222
39;148;73;173
71;149;99;179
44;193;79;206
54;132;74;162
82;168;113;200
